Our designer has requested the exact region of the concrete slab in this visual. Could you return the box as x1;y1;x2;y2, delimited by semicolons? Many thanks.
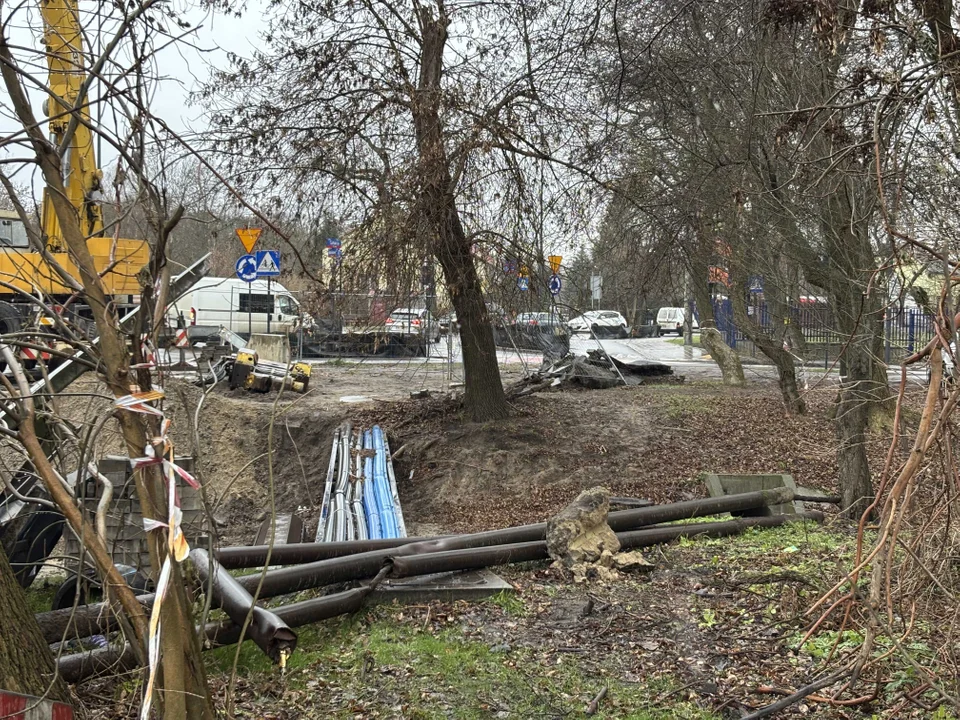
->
249;333;291;364
371;569;514;605
703;473;802;516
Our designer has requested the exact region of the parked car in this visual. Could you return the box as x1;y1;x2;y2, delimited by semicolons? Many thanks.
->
656;306;699;335
438;313;457;333
166;277;307;341
385;307;441;342
514;312;567;332
567;310;629;338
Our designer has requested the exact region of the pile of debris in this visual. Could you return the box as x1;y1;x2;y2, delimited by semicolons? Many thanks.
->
316;423;407;542
512;349;679;395
41;486;825;683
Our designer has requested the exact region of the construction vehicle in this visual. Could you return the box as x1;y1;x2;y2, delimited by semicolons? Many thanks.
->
0;0;149;337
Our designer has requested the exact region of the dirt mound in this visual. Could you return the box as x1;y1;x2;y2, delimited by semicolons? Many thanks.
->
386;383;859;533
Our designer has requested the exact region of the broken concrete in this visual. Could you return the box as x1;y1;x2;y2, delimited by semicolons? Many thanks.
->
546;486;621;568
611;550;654;572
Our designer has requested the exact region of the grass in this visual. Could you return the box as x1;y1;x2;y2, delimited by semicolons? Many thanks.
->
206;606;722;719
22;575;65;614
664;335;700;346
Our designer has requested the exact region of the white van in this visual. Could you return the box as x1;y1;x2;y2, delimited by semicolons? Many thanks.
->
167;277;304;340
656;306;699;335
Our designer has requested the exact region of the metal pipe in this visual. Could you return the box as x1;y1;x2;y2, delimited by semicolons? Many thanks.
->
389;512;823;578
190;548;297;662
216;537;436;568
329;423;351;543
352;428;368;541
220;487;795;570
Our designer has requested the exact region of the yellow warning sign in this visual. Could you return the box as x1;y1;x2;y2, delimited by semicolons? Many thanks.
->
236;228;262;254
548;255;562;274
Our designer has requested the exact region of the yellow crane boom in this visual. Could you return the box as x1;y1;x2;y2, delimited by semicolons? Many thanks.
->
0;0;148;306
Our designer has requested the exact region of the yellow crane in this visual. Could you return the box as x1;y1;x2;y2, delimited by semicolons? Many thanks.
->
0;0;149;332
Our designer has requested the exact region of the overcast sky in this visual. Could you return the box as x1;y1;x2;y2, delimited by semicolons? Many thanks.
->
150;2;267;136
0;1;268;188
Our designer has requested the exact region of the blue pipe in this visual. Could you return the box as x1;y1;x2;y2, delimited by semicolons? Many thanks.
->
362;430;382;539
372;426;399;538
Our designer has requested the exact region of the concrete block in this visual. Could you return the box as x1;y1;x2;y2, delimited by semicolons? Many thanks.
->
703;473;802;516
249;334;291;364
371;569;514;605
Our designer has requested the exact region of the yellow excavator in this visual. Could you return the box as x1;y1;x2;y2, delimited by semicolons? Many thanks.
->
0;0;149;335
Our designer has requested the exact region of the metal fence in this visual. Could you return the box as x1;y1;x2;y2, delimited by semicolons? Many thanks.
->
712;299;938;363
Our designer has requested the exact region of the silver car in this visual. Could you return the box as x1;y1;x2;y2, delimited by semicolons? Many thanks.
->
385;308;440;342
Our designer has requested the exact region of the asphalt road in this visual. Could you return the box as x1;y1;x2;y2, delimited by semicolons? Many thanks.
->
292;331;930;387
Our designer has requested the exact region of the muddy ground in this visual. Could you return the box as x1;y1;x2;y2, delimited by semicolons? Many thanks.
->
62;362;942;718
170;364;909;544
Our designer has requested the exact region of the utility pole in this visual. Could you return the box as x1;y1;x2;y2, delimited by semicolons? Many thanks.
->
684;270;693;347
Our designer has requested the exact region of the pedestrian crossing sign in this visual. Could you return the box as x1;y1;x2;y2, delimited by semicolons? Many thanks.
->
256;250;281;277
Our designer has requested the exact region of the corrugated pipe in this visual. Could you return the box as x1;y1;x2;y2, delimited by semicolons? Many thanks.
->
372;425;399;538
316;426;340;542
56;512;821;683
382;430;407;537
363;430;381;538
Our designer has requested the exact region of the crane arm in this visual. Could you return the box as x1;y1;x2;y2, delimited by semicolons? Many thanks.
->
39;0;104;251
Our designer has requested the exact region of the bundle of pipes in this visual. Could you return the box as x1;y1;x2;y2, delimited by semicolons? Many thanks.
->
47;488;825;683
317;423;406;543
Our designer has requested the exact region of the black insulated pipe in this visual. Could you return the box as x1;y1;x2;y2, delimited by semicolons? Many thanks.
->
38;488;798;643
190;548;297;663
55;510;823;683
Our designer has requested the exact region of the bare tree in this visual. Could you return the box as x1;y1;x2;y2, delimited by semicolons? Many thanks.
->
202;0;600;421
0;2;215;716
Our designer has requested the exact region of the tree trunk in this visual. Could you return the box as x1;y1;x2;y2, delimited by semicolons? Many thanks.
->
0;546;70;703
690;258;745;386
729;289;806;413
0;35;214;718
822;181;889;519
412;8;509;422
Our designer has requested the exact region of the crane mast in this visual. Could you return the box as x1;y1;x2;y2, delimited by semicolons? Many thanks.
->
39;0;104;251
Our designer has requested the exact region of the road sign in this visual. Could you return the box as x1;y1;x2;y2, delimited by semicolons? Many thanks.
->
256;250;281;277
326;237;341;249
549;274;562;296
748;275;764;293
590;274;602;301
236;228;262;254
548;255;562;274
503;259;518;275
328;247;342;258
517;276;529;291
235;254;257;282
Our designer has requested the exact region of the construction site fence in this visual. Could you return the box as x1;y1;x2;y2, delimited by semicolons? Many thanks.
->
711;299;938;363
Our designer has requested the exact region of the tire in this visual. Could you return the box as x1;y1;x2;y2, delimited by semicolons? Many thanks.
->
0;301;23;372
0;301;23;335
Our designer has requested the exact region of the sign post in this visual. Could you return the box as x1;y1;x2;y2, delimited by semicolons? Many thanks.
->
254;250;282;334
326;238;342;329
235;254;257;338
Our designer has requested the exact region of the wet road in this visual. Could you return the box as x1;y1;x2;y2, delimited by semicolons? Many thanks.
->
209;331;930;387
